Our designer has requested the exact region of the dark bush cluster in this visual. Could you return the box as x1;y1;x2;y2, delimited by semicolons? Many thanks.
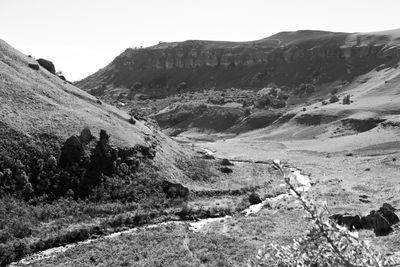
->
0;128;158;200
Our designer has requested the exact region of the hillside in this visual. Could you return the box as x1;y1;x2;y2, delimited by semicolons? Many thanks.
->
1;39;290;266
76;29;400;99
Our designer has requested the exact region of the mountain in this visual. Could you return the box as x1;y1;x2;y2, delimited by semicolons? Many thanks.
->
76;29;400;99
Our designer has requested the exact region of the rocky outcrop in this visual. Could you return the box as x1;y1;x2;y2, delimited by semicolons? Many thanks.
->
330;203;399;236
76;30;400;98
37;58;56;74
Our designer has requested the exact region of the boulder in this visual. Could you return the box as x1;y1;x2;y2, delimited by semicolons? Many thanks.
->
330;214;362;230
28;63;39;70
342;95;351;105
162;181;189;199
248;192;262;205
378;203;399;225
219;166;233;173
59;136;84;167
372;213;392;236
202;154;215;160
220;158;234;166
128;117;136;125
329;95;339;103
37;58;56;74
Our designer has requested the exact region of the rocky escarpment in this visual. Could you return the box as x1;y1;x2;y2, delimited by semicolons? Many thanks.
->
76;29;400;98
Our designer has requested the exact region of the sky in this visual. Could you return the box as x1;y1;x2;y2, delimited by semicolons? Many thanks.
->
1;0;399;81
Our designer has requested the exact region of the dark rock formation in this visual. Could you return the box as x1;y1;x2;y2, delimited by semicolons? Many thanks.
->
219;166;233;173
372;212;392;236
128;117;136;124
329;95;339;103
331;203;399;236
329;214;362;230
220;158;234;166
28;63;39;70
37;58;55;74
249;192;262;205
342;95;351;105
162;181;189;199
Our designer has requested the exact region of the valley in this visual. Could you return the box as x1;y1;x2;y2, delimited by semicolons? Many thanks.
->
2;28;400;266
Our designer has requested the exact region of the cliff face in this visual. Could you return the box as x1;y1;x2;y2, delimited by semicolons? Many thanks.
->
76;30;400;98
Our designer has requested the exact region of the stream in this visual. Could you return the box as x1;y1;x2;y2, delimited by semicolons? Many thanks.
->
10;159;311;266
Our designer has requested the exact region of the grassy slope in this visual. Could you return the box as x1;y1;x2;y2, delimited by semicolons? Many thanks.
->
0;39;186;181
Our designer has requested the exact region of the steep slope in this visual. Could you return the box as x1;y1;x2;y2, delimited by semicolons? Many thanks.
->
76;29;400;98
0;38;186;182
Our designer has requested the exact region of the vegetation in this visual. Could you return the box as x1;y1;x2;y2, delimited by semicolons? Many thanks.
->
249;162;400;267
176;156;216;182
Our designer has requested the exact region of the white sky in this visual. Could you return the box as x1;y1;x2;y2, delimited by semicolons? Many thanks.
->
1;0;399;81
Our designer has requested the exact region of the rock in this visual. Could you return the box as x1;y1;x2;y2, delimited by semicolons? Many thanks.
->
59;136;84;167
330;214;362;230
162;181;189;199
28;63;39;70
79;127;94;145
342;95;351;105
248;192;262;205
220;158;234;166
37;58;55;74
329;95;339;103
128;117;136;124
202;153;215;160
379;203;399;225
219;166;233;173
381;203;396;212
360;212;375;229
58;75;67;81
96;99;102;105
372;213;392;236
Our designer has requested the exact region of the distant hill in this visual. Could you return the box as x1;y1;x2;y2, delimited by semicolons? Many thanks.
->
76;29;400;99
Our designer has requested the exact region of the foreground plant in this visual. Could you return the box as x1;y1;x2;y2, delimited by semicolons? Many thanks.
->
249;162;400;267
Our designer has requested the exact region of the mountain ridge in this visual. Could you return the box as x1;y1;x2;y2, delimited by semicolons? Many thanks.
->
75;29;400;99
